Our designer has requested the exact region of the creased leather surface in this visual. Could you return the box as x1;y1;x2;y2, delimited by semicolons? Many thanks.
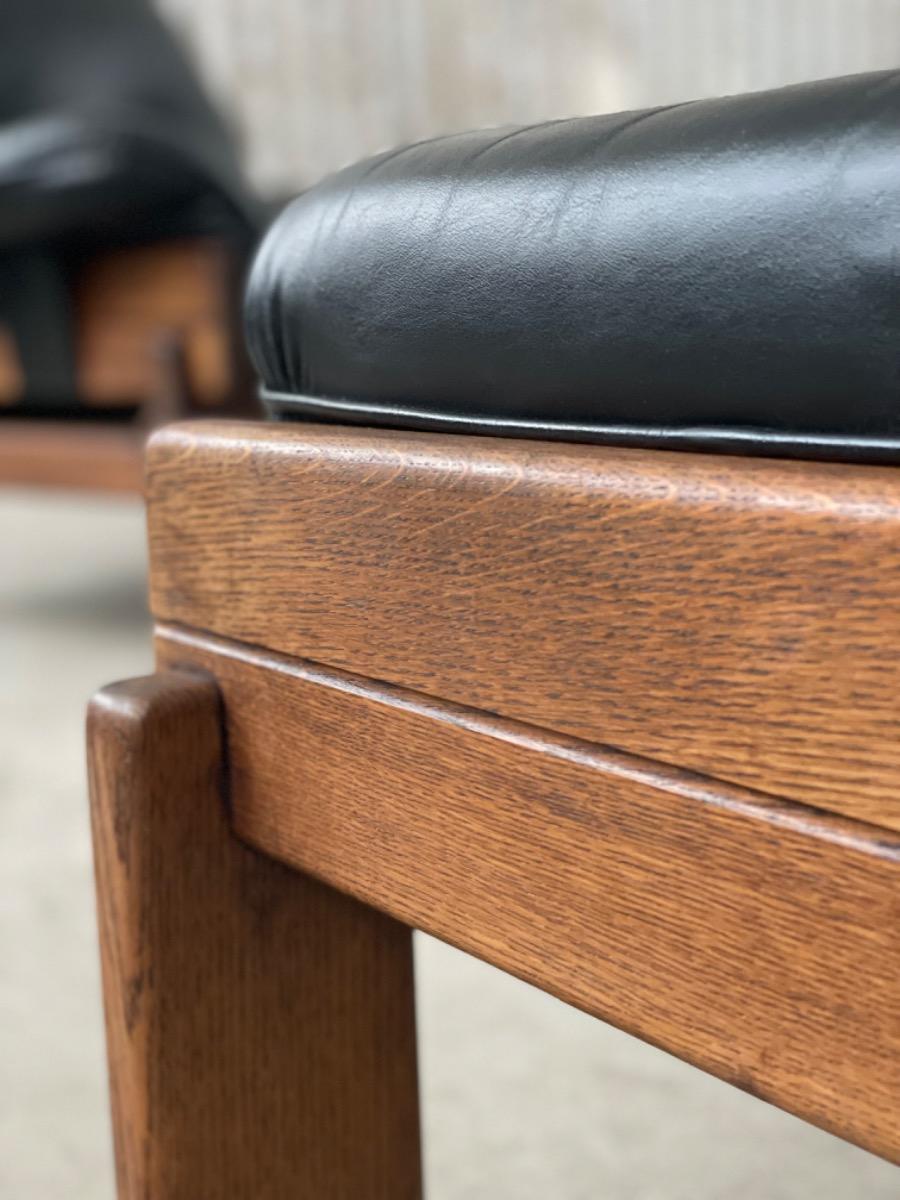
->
248;71;900;458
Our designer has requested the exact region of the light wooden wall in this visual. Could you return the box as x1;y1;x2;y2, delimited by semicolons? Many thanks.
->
157;0;900;194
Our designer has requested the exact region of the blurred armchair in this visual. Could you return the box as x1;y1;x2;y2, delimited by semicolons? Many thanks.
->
0;0;263;488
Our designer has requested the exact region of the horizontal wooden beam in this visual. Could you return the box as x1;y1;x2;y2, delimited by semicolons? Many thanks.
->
147;421;900;832
0;420;145;492
155;622;900;1163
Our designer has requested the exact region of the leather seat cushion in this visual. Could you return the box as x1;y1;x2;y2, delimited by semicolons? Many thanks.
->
248;70;900;461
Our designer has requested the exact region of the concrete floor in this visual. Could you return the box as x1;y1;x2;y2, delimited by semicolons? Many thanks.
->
1;488;896;1199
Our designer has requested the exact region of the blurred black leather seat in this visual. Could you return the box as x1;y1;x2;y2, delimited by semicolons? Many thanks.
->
249;71;900;462
0;0;260;412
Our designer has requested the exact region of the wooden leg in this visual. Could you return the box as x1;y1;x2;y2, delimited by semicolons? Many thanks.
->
87;670;421;1199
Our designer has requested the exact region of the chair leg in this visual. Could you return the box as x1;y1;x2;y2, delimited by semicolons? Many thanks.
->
87;670;422;1199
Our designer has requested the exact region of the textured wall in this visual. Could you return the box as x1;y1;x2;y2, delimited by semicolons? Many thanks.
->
157;0;900;194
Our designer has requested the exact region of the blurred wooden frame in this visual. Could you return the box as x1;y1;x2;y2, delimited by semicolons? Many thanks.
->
88;420;900;1196
0;239;252;493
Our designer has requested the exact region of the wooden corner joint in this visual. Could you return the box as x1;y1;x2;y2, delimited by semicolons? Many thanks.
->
86;669;422;1199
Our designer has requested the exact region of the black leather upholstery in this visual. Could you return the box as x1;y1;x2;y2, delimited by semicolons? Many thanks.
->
0;0;260;409
249;71;900;462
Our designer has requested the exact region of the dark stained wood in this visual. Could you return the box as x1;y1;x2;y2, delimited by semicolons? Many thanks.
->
147;420;900;832
87;670;422;1199
0;420;145;492
155;624;900;1165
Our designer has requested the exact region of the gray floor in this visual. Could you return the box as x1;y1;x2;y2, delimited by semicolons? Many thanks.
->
1;489;896;1200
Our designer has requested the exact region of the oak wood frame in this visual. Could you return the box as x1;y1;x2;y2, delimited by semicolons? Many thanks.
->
90;420;900;1193
88;670;422;1198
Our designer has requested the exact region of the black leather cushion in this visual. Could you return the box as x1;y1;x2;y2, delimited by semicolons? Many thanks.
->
249;71;900;462
0;0;261;408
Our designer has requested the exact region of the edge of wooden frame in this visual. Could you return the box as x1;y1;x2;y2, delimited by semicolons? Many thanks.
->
147;420;900;832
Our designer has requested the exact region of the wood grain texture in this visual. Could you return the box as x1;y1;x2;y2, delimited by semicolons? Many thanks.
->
0;420;145;492
147;421;900;831
156;625;900;1164
87;670;422;1199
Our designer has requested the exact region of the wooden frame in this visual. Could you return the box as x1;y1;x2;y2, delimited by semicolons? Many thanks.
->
88;670;421;1198
89;420;900;1193
0;421;145;493
0;240;255;493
